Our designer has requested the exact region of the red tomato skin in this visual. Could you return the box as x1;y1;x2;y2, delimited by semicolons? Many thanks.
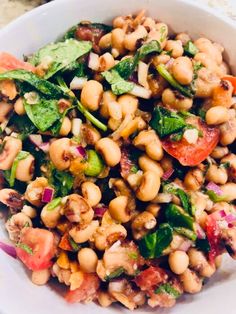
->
65;273;100;303
134;266;168;291
222;76;236;94
205;216;222;264
59;233;73;252
0;52;35;72
16;228;55;271
162;118;220;166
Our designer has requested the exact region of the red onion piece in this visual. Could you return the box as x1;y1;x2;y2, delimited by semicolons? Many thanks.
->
94;206;107;218
162;168;174;180
228;223;234;228
196;223;206;239
41;187;54;203
76;146;86;158
211;210;226;221
178;240;192;252
206;182;223;195
0;241;17;258
225;214;236;223
39;142;50;153
29;134;43;147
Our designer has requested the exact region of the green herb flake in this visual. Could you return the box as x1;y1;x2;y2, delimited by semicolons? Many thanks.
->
220;162;230;169
174;227;197;241
155;283;181;299
9;151;30;187
206;190;228;203
102;70;134;95
69;237;80;251
50;169;74;197
128;252;138;260
47;197;62;211
165;203;194;231
105;267;125;281
16;243;33;255
184;41;199;57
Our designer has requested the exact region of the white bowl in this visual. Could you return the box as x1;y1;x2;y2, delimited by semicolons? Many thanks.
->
0;0;236;313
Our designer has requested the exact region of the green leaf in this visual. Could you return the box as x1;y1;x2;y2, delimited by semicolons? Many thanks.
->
150;106;186;138
24;97;61;132
51;169;74;197
184;41;199;57
84;150;104;177
138;40;161;60
9;115;36;139
195;238;211;253
105;267;125;281
165;204;194;230
29;39;92;79
155;283;181;298
163;183;192;214
16;243;33;255
102;70;134;95
156;64;194;98
9;151;30;187
0;70;65;99
206;190;228;203
139;224;173;258
62;25;78;40
174;227;197;241
47;197;62;211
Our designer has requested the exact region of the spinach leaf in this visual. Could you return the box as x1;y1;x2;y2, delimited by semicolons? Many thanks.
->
137;40;161;60
29;39;92;79
50;169;74;197
24;98;61;132
9;115;36;139
9;151;30;187
0;70;65;99
150;106;186;138
184;41;199;57
195;238;211;253
163;183;192;214
62;25;78;40
155;283;181;298
165;204;194;231
156;64;194;98
102;70;134;95
139;223;173;258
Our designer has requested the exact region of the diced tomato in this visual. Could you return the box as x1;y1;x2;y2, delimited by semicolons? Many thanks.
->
0;52;35;72
16;228;55;271
65;273;100;303
59;233;73;252
162;117;219;166
205;215;222;264
134;266;168;291
222;76;236;94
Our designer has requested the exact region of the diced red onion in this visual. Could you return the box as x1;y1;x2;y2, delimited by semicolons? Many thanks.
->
70;76;88;90
0;241;17;259
41;187;54;203
94;206;107;218
39;142;50;153
178;240;192;252
129;84;152;99
88;52;100;71
196;223;206;239
162;168;174;180
206;182;223;195
211;210;226;221
76;146;86;158
225;214;236;223
228;223;234;228
29;134;43;147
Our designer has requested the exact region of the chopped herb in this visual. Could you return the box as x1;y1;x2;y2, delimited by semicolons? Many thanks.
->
156;64;194;98
220;162;230;169
47;197;62;211
9;115;36;140
16;243;33;255
171;131;183;142
155;283;181;298
174;227;197;241
184;41;199;57
193;61;203;72
160;26;167;43
130;165;139;173
84;150;104;177
198;108;206;120
195;238;211;253
128;252;138;260
9;151;30;187
206;190;228;203
69;237;80;251
102;69;134;95
105;267;125;281
51;169;74;197
0;141;6;154
150;106;186;138
165;204;194;231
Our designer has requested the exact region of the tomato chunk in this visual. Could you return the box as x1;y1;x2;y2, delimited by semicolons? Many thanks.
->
222;76;236;95
0;52;35;72
134;266;168;291
205;215;222;264
59;233;73;252
16;228;55;271
162;118;219;166
65;273;100;303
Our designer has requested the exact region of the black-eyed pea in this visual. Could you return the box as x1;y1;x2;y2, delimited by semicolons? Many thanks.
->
109;196;131;223
111;28;126;56
14;97;26;115
118;94;138;117
136;171;161;202
194;38;223;65
5;212;32;242
80;123;101;146
41;203;62;228
151;54;171;67
101;90;117;118
59;116;72;136
107;101;122;120
206;106;229;126
124;25;147;51
97;291;115;307
162;88;193;111
175;33;191;45
81;181;102;207
31;269;51;286
99;52;115;71
215;255;223;269
188;248;216;278
184;168;204;191
25;177;49;207
96;137;121;167
0;136;22;170
80;80;103;111
94;224;127;250
15;154;35;182
195;67;220;98
64;194;94;224
49;138;71;171
77;248;98;273
113;16;126;28
219;183;236;202
210;146;229;159
69;220;99;243
165;40;183;58
99;33;112;50
172;57;194;85
179;268;203;294
219;117;236;146
138;154;164;177
131;211;157;240
206;164;228;185
168;251;189;275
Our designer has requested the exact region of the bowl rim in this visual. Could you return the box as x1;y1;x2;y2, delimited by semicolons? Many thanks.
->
0;0;236;39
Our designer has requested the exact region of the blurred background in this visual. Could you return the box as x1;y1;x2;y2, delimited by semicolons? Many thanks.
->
0;0;235;28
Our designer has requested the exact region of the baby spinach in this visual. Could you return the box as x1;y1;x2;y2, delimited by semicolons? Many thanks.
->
0;70;65;99
155;283;181;299
9;115;36;139
50;169;74;197
150;106;186;138
24;98;61;132
139;223;173;258
184;41;199;57
165;204;195;231
102;70;134;95
29;39;92;79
